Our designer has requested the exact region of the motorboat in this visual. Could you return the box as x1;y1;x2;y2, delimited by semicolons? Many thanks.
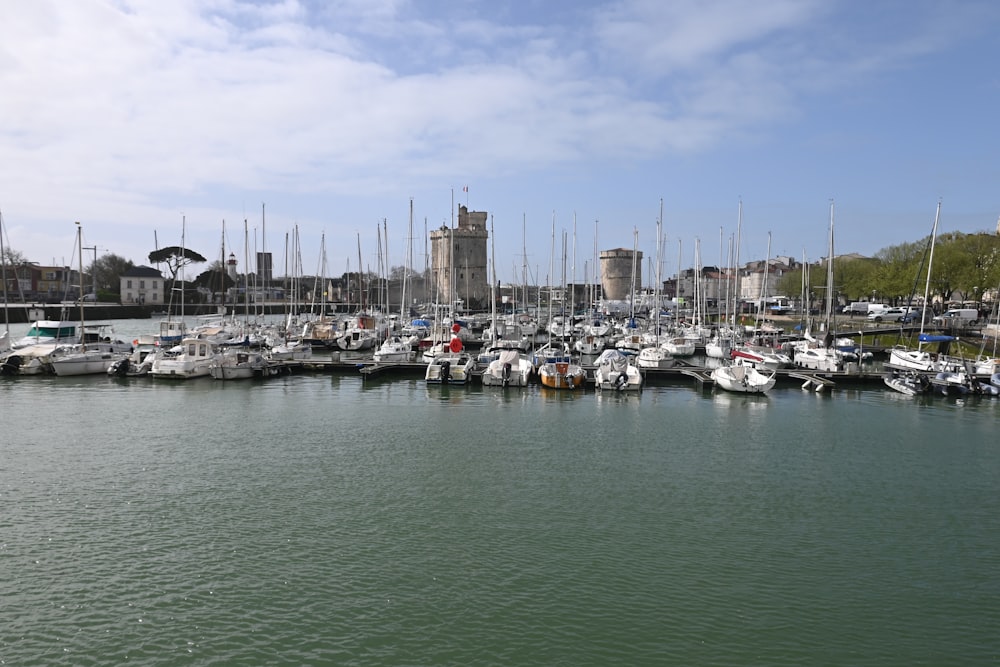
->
594;349;643;391
711;359;777;394
537;359;586;389
883;368;931;396
425;351;476;385
480;347;532;387
372;336;415;363
149;337;217;379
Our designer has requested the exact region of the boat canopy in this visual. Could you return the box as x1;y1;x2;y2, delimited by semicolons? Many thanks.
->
918;334;955;343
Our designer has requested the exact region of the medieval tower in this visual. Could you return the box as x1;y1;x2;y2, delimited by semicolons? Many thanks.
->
429;205;489;310
599;248;642;301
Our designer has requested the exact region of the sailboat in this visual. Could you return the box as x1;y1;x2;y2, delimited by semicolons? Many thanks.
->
791;200;845;373
731;232;791;370
886;201;949;374
637;200;675;370
50;222;132;376
481;215;532;387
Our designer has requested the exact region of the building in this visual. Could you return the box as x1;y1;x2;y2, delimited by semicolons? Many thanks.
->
599;248;642;301
429;205;489;311
120;265;165;306
0;263;79;302
256;252;273;285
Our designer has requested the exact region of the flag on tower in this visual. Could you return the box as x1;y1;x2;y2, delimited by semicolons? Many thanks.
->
462;185;468;192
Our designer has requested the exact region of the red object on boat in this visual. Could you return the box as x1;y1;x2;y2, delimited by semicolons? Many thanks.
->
449;337;463;353
451;323;461;334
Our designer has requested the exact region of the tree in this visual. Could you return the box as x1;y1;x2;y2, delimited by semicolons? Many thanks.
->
2;247;27;266
193;267;235;304
148;246;208;283
87;253;134;296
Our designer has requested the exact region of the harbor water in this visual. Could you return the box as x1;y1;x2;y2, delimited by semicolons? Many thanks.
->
1;320;999;665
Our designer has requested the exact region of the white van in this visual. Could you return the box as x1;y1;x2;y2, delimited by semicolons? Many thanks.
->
932;308;979;327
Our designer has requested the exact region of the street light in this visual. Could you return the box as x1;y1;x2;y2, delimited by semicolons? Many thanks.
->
81;244;104;298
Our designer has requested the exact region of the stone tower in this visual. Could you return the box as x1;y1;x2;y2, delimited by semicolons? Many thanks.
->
599;248;642;301
429;205;489;311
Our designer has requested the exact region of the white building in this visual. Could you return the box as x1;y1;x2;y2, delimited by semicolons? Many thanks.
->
120;265;165;305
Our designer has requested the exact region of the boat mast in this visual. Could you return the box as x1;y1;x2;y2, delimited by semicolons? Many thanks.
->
826;199;836;334
630;227;638;320
919;200;942;340
655;199;663;335
0;208;9;339
75;221;85;349
490;214;497;345
733;200;743;328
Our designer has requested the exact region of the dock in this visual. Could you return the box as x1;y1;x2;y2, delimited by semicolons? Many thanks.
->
280;353;887;392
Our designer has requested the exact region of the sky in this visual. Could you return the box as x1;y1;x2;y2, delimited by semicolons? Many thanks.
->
1;0;999;286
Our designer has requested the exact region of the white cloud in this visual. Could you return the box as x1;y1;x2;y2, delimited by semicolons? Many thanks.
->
0;0;995;270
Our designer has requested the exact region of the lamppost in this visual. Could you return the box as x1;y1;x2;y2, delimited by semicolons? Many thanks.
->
973;286;980;317
81;245;103;299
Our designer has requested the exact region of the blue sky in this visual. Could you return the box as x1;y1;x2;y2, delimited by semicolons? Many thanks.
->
1;0;998;286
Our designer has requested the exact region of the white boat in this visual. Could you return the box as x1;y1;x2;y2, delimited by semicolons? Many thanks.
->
883;368;931;396
300;317;344;351
50;343;129;376
480;347;532;387
109;338;159;377
792;205;846;375
425;351;476;385
48;322;133;376
157;318;188;346
711;359;777;394
269;339;313;361
731;345;791;370
614;333;643;355
209;346;279;380
594;349;642;391
573;333;606;356
636;345;674;370
149;337;217;379
886;335;953;372
705;334;735;359
661;336;696;357
887;202;944;372
372;336;415;363
792;345;844;372
336;321;380;351
0;319;79;374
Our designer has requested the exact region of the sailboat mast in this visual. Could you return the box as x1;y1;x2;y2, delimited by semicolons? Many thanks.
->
827;200;836;329
630;227;638;319
571;212;577;324
490;214;497;343
920;200;942;338
357;233;364;312
733;200;743;326
0;209;9;338
76;222;84;347
656;199;663;333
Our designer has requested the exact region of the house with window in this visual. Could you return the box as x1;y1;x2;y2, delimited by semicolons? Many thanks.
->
120;265;165;305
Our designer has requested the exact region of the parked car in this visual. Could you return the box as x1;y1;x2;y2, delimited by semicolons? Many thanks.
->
868;307;907;323
932;308;979;327
901;308;932;324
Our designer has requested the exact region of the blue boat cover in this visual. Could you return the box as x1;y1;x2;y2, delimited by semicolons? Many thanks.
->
918;334;955;343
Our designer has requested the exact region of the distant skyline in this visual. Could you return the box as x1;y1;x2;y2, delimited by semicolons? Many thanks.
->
1;1;999;285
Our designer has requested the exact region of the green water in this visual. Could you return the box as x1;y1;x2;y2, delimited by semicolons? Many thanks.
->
1;370;998;666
